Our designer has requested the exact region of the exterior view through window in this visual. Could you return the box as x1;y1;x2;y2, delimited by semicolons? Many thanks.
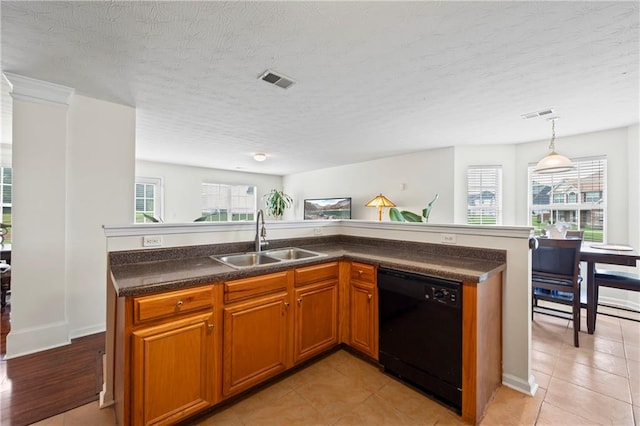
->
0;167;11;243
529;157;606;242
201;183;256;222
467;166;502;225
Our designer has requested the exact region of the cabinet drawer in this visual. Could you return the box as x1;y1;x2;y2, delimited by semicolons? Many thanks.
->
295;262;339;287
133;285;214;324
350;262;376;283
224;271;289;303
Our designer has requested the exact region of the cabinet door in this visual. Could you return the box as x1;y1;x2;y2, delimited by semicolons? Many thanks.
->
350;280;378;359
131;312;215;426
222;292;289;397
293;280;338;364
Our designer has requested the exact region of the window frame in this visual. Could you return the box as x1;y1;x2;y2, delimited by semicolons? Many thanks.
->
528;156;606;242
466;165;503;226
134;176;163;223
0;167;12;243
201;183;257;222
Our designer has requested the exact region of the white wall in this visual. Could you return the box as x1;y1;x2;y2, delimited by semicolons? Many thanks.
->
66;95;136;338
6;74;135;358
9;80;70;355
283;147;454;223
136;160;283;223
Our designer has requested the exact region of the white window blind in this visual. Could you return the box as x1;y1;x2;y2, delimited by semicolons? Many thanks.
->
529;157;606;242
467;166;502;225
201;183;256;222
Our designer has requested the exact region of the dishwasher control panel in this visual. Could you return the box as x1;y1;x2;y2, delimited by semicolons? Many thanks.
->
425;285;460;308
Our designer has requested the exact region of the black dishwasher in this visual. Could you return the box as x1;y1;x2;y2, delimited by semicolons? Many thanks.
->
378;267;462;411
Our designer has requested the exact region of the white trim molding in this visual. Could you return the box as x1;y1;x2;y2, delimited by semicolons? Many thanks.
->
3;72;74;106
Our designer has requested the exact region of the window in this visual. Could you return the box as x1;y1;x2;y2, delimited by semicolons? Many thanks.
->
201;183;256;222
529;157;606;242
135;177;163;223
467;166;502;225
0;167;11;243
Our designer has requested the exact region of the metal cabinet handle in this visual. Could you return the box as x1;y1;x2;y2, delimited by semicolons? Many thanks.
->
368;293;372;301
284;302;290;308
176;300;184;307
358;270;364;277
208;324;214;332
297;298;303;305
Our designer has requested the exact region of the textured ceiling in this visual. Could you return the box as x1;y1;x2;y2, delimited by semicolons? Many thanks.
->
1;1;638;175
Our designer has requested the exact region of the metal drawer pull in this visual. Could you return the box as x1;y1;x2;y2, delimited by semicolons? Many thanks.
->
208;324;214;331
297;298;303;305
176;300;184;307
368;293;372;300
284;302;290;308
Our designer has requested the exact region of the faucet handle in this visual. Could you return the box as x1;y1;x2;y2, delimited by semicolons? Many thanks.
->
260;240;270;249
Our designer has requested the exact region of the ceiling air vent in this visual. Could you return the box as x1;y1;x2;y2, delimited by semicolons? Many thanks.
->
259;70;295;89
521;108;555;119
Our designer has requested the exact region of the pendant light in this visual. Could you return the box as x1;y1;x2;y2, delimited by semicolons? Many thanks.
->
534;117;573;174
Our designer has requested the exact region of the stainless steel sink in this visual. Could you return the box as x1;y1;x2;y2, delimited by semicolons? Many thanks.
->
212;247;325;269
264;247;324;261
213;252;281;268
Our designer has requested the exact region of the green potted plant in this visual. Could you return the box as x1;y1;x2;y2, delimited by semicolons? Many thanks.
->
389;194;439;223
263;189;293;219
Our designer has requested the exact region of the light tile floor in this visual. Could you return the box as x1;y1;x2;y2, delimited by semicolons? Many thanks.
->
32;310;640;426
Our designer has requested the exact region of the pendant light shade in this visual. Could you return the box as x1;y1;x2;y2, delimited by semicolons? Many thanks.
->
534;118;574;174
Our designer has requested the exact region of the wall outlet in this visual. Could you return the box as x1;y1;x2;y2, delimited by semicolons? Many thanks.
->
143;235;162;247
313;227;323;236
440;233;457;244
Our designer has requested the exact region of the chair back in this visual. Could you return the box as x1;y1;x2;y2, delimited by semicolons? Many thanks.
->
532;237;582;280
566;230;584;239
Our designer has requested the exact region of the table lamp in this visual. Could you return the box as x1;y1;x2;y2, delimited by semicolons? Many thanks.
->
365;193;396;221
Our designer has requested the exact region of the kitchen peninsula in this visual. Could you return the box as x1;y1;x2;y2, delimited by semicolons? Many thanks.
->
108;233;506;425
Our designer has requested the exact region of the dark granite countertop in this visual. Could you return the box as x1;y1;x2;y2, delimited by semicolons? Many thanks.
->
110;236;506;297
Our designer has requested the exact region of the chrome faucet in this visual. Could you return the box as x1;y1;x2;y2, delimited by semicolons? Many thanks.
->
255;209;269;252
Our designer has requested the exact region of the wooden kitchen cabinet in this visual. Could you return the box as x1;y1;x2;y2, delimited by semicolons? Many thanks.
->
131;312;216;426
293;262;339;364
349;262;378;359
120;284;219;426
222;271;291;397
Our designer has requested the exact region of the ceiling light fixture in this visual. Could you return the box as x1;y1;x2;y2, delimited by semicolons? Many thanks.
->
253;153;267;162
534;117;574;174
258;69;296;89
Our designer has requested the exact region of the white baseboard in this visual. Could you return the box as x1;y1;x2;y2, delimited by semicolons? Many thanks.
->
5;320;70;359
69;322;106;340
502;372;539;396
598;295;640;312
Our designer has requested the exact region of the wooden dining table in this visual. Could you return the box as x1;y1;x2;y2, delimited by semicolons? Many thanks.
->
580;243;640;334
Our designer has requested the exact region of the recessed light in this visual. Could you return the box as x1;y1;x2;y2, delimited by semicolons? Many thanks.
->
253;153;267;162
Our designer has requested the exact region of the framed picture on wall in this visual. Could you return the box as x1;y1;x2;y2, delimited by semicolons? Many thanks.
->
303;198;352;220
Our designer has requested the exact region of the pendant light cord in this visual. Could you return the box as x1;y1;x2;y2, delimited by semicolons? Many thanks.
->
548;118;556;151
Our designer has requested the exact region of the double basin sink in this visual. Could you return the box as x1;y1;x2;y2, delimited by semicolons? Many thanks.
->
212;247;326;269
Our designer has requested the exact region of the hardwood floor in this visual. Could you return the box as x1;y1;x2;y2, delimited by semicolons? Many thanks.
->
1;300;105;426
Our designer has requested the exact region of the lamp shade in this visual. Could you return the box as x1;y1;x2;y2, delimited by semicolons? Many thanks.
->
534;151;573;174
534;117;573;174
365;193;396;208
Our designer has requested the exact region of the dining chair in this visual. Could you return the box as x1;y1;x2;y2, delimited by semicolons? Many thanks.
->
532;237;583;347
566;230;584;239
